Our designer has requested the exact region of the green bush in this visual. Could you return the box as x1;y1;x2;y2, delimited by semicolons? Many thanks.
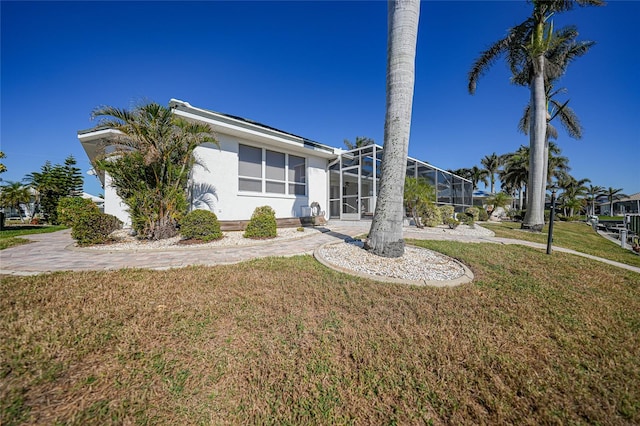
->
180;209;222;242
465;207;480;221
244;206;277;239
445;217;459;229
478;208;489;221
71;211;122;246
57;197;99;227
507;209;525;221
457;212;474;226
421;203;442;227
439;205;455;223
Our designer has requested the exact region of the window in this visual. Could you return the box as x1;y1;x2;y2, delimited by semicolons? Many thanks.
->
238;145;262;192
238;144;306;195
288;154;306;195
266;150;286;194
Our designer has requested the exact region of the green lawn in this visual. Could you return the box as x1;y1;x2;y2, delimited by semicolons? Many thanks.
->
2;243;638;425
0;225;66;250
482;221;640;268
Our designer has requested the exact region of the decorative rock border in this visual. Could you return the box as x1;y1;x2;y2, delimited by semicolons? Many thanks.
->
314;239;474;287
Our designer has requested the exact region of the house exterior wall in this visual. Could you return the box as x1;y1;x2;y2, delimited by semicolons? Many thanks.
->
104;173;131;227
101;132;330;224
188;134;329;221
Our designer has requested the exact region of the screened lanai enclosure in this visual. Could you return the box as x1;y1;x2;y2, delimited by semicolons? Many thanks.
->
328;145;473;220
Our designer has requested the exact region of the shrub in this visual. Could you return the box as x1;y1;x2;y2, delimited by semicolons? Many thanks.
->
478;208;489;221
457;212;474;226
439;205;455;223
57;197;99;227
465;207;480;221
421;203;442;227
180;209;222;242
71;211;122;246
244;206;277;239
445;217;459;229
507;209;525;221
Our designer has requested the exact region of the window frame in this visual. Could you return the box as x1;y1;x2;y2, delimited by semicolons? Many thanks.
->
237;144;307;196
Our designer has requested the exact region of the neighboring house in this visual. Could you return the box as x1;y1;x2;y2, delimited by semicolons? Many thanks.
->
82;192;104;212
598;192;640;216
78;99;472;226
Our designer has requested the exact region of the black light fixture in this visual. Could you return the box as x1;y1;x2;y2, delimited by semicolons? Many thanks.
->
546;187;557;255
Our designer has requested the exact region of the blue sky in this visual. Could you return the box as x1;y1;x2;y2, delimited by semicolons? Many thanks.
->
2;0;638;197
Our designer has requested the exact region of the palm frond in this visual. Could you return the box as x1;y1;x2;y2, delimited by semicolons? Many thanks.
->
468;35;512;94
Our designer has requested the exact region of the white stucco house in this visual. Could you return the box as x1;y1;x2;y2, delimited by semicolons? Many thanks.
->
78;99;472;226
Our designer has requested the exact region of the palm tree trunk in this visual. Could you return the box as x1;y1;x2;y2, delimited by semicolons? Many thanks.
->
522;57;547;232
367;0;420;257
518;186;524;210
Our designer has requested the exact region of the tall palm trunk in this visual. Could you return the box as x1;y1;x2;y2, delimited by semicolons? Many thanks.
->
367;0;420;257
522;54;547;231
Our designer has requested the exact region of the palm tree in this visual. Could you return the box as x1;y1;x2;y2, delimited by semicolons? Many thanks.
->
585;184;604;216
366;0;420;258
468;0;603;231
480;153;502;194
449;168;471;179
603;187;628;217
467;166;489;192
557;175;590;217
23;164;50;217
343;136;375;150
0;181;31;222
500;146;529;210
486;191;512;216
404;176;435;229
0;151;6;175
92;102;217;240
546;141;571;186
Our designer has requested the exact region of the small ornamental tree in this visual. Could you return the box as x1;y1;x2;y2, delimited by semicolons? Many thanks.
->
93;102;217;240
244;206;277;239
404;177;435;228
486;192;512;215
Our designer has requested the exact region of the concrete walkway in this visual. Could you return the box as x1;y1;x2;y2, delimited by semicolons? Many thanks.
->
1;222;638;276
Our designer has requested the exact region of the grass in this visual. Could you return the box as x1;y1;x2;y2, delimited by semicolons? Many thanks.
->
0;225;66;250
482;221;640;268
1;243;639;425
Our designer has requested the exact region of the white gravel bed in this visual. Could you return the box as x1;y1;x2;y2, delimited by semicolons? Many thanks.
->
318;239;466;283
83;227;321;251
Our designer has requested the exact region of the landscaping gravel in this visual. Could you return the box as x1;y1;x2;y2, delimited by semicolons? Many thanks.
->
85;227;322;251
317;238;466;283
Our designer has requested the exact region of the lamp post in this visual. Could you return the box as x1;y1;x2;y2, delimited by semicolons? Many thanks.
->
546;188;557;255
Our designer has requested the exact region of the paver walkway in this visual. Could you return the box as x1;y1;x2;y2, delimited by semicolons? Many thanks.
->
1;222;638;275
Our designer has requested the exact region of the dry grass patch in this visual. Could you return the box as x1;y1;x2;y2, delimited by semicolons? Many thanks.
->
1;245;639;425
